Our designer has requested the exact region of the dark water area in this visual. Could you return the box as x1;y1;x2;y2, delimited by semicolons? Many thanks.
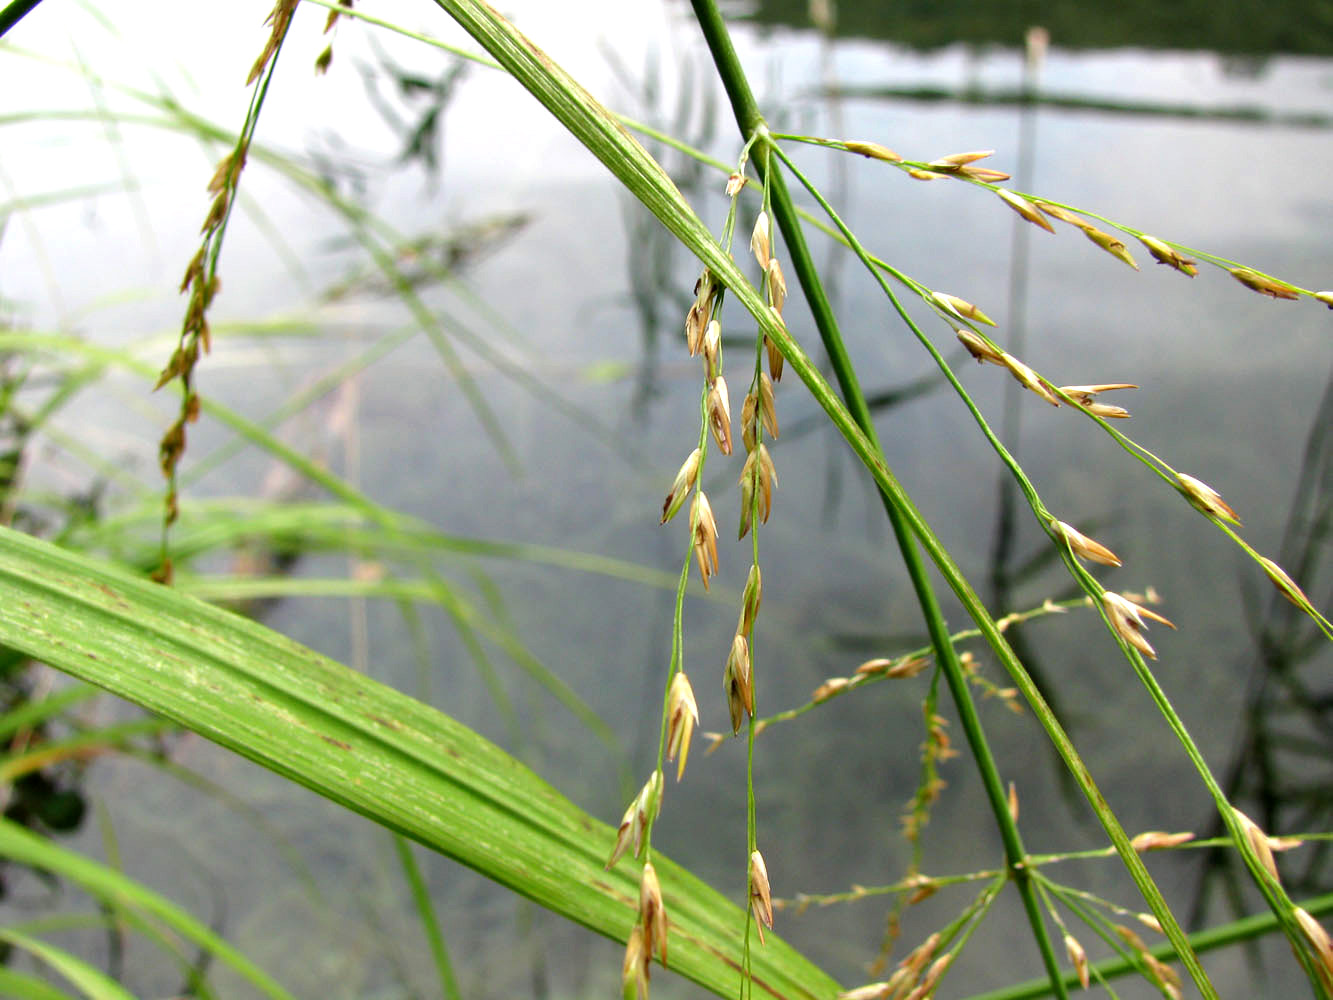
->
0;0;1330;997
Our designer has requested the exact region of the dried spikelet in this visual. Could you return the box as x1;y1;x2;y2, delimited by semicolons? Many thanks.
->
1059;383;1137;406
1228;267;1299;300
684;304;706;356
1130;830;1195;851
739;444;777;539
707;376;733;456
844;140;904;162
888;656;930;679
1000;353;1061;406
726;172;747;196
927;149;995;170
1007;781;1020;823
854;658;892;677
1081;226;1139;270
907;168;942;181
1138;234;1198;276
749;850;774;941
838;983;890;1000
660;449;701;524
1064;934;1089;990
1050;518;1122;567
690;492;719;589
765;333;785;382
996;189;1055;233
958;165;1010;182
1037;202;1090;228
905;874;938;905
741;391;759;454
1294;908;1333;981
246;0;298;86
1233;808;1281;883
639;862;668;965
623;924;649;1000
933;291;997;327
724;633;754;733
767;258;787;315
1137;912;1164;934
1258;556;1310;607
812;677;849;703
740;564;763;636
905;954;951;1000
1101;591;1176;660
701;320;721;378
665;673;699;782
759;372;779;440
1175;473;1241;525
751;210;772;270
608;771;663;868
957;328;1005;365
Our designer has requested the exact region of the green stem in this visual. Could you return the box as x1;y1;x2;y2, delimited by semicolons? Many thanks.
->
686;2;1067;997
967;891;1333;1000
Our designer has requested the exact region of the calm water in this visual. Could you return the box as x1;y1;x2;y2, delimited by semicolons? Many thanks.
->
1;1;1330;996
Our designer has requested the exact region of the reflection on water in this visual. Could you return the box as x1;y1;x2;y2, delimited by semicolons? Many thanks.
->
1;0;1331;996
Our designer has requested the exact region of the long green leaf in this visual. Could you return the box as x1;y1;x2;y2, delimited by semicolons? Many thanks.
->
0;525;840;1000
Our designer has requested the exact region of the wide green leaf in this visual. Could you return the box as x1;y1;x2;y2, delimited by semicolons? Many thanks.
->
0;525;840;1000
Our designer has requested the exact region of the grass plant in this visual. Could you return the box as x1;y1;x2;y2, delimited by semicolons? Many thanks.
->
0;0;1331;997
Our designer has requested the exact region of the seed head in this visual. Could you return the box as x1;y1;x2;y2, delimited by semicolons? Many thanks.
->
707;376;733;456
639;862;668;965
1175;473;1241;525
996;189;1055;233
666;672;699;782
1050;518;1122;567
957;328;1005;365
1228;267;1299;300
933;292;996;327
843;140;904;162
751;211;772;270
660;449;701;524
1137;235;1198;276
724;633;753;733
1101;590;1176;660
1064;934;1089;990
749;850;774;940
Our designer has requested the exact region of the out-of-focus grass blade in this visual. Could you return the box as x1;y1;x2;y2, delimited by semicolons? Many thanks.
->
0;819;294;1000
0;526;841;1000
0;927;137;1000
